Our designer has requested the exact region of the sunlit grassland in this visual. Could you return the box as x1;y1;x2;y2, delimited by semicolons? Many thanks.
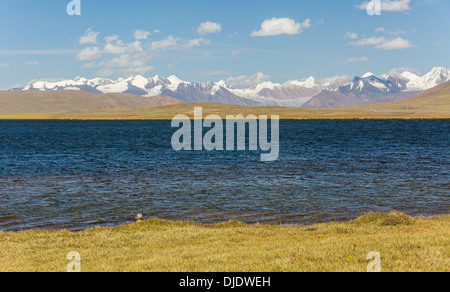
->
0;212;448;272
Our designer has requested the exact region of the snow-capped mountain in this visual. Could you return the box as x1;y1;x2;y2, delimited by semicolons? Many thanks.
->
304;67;450;108
407;67;450;91
14;67;450;108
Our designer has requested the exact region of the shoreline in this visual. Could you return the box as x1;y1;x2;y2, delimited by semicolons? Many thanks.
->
2;212;449;233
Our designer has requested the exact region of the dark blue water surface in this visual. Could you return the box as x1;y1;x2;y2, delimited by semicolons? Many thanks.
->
0;120;448;230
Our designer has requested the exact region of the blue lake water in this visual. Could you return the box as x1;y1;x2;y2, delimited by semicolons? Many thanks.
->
0;120;448;230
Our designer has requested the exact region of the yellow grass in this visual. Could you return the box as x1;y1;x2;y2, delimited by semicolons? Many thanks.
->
0;212;448;272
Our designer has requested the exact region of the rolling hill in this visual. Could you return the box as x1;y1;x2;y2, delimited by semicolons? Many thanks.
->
0;90;181;113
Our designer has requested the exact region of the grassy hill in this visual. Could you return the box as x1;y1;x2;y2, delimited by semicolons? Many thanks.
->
0;90;180;112
0;82;448;120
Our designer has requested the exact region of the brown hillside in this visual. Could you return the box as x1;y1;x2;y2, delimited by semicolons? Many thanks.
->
0;90;180;112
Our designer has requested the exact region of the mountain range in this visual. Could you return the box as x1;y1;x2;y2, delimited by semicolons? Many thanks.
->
11;66;450;108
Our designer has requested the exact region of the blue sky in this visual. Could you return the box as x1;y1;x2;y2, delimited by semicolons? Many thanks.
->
0;0;448;89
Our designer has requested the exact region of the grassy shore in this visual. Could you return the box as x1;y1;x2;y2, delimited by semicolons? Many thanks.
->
0;211;448;272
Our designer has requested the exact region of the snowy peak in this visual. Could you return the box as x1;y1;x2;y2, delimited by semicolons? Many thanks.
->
362;72;376;78
407;66;450;90
400;71;420;81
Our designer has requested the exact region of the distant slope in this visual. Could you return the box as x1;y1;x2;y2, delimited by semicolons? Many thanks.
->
347;80;450;112
0;90;181;112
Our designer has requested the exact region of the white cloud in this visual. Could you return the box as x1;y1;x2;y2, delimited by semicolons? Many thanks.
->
154;29;161;34
103;41;143;55
134;30;151;40
227;72;271;88
375;37;416;50
345;32;359;39
350;36;415;50
151;36;180;51
79;28;100;45
351;37;387;46
375;27;385;33
251;17;310;37
76;47;102;61
95;50;154;77
105;35;119;43
356;0;411;12
25;60;40;65
184;38;211;49
342;56;369;63
100;54;146;68
198;21;222;35
0;63;11;68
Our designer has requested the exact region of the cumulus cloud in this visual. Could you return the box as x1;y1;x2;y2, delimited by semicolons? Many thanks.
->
356;0;411;12
76;29;212;78
350;36;415;50
151;36;180;51
227;72;271;88
251;17;310;37
76;47;102;61
99;54;146;68
105;35;119;43
184;38;211;49
376;37;416;49
134;30;151;40
103;41;143;55
79;28;100;45
345;32;359;39
0;63;11;68
197;21;222;35
94;49;155;77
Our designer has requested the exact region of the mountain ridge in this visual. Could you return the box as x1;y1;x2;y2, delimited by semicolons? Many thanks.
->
11;66;450;108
